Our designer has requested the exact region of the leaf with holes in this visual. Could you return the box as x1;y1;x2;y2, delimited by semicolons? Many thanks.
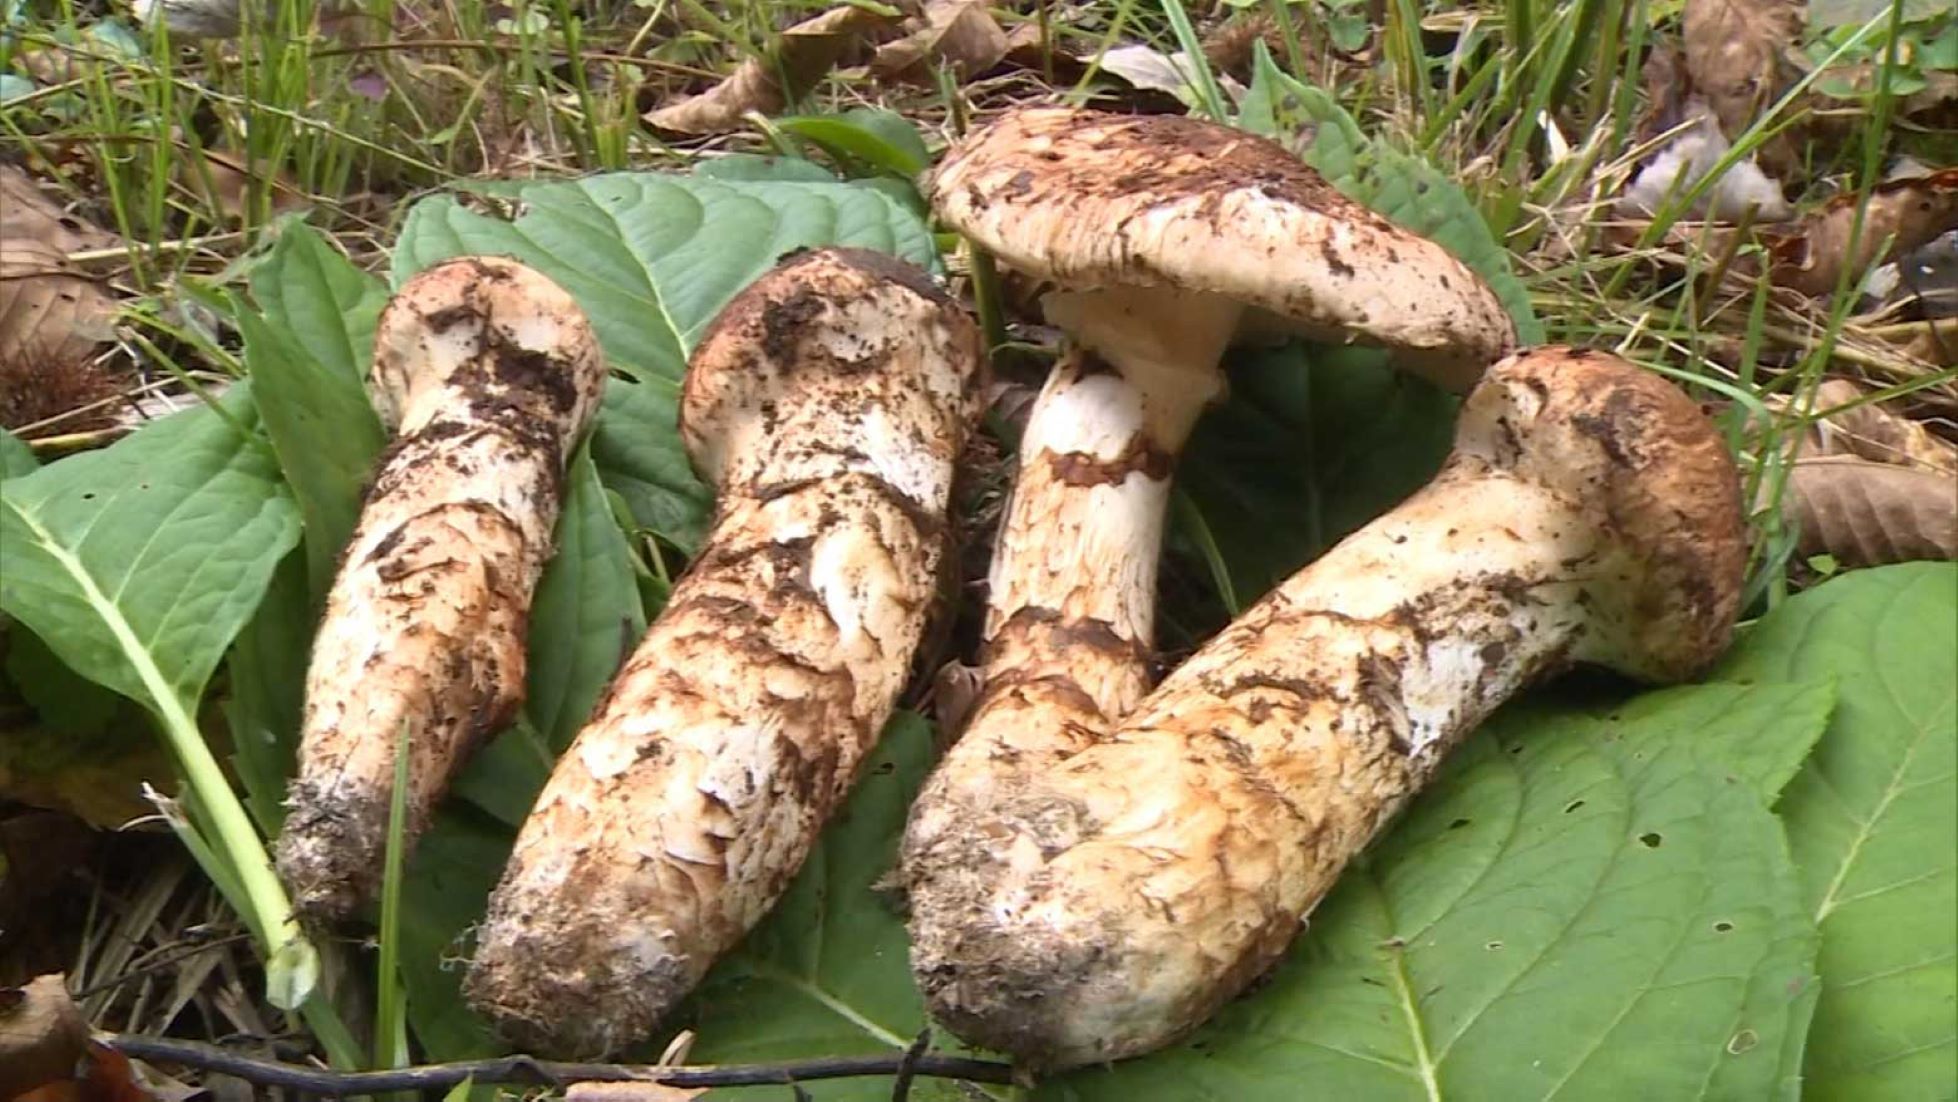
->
682;713;976;1100
1045;679;1829;1101
391;171;938;551
1719;563;1958;1100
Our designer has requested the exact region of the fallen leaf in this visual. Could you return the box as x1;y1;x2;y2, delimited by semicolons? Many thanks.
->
130;0;243;38
646;4;911;135
1093;44;1247;105
999;22;1090;82
1786;456;1958;565
1681;0;1805;173
1798;378;1958;475
0;975;86;1097
870;0;1008;83
0;167;120;368
564;1084;706;1101
1766;168;1958;295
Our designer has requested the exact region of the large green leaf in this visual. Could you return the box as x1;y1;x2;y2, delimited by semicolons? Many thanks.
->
224;550;310;834
1719;563;1958;1099
685;713;971;1100
239;223;390;597
0;386;300;712
235;305;386;600
524;446;646;753
249;222;390;385
400;804;515;1061
0;428;36;478
389;172;939;550
1172;345;1456;631
1045;680;1829;1101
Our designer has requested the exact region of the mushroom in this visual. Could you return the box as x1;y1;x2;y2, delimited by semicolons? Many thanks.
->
907;346;1747;1069
465;248;985;1056
279;257;606;919
903;106;1518;915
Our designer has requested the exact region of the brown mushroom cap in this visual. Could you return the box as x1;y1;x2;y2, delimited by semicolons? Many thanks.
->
1457;345;1747;680
928;107;1519;391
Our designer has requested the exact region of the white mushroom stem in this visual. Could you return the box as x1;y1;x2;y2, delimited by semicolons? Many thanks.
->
902;285;1239;879
279;258;606;919
465;249;984;1058
907;347;1747;1070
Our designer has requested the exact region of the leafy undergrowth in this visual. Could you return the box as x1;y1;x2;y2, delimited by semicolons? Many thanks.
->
2;0;1956;1098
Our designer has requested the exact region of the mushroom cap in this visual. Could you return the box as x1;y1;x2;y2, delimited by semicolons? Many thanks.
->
1457;346;1747;680
927;106;1518;391
371;256;607;440
681;247;984;499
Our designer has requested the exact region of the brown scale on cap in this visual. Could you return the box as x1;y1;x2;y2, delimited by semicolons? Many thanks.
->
465;248;985;1058
928;106;1518;391
907;346;1745;1069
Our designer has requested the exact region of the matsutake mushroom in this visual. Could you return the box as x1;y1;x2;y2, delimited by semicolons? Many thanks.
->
903;105;1517;936
465;248;985;1057
278;257;605;919
908;346;1746;1069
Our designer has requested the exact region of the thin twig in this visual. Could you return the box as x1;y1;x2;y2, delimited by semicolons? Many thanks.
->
890;1029;932;1102
103;1035;1016;1096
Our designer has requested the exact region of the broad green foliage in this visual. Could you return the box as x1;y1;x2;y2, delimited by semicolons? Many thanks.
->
240;227;391;600
1175;345;1457;622
250;223;390;385
522;447;647;753
236;303;386;599
390;171;938;550
685;713;968;1101
0;386;299;712
225;551;310;834
1047;682;1829;1102
0;428;36;478
1720;563;1958;1099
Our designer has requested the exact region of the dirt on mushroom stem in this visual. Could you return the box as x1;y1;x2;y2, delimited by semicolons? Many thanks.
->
464;248;985;1059
905;347;1746;1070
278;258;605;920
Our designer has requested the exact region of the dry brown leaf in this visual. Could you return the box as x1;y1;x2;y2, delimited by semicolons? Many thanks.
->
645;4;911;135
1767;168;1958;295
870;0;1008;84
564;1083;706;1101
998;22;1090;83
1787;456;1958;565
0;975;87;1097
0;168;119;368
1681;0;1805;172
1800;378;1958;474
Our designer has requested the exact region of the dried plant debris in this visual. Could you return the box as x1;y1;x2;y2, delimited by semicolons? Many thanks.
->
1619;97;1794;221
0;167;119;369
1681;0;1806;174
0;975;87;1098
1766;168;1958;296
1768;379;1958;566
646;4;912;135
870;0;1008;84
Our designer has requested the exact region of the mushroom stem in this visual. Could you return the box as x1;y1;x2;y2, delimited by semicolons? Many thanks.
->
464;249;984;1058
1040;285;1241;448
907;347;1746;1069
903;287;1238;894
278;258;605;920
